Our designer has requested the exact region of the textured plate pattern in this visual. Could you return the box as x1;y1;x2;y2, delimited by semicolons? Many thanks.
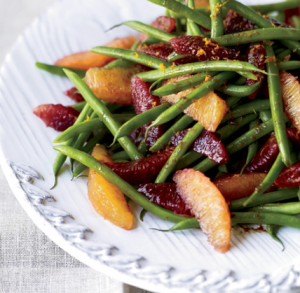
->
0;0;300;292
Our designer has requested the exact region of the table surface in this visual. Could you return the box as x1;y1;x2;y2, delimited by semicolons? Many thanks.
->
0;0;150;292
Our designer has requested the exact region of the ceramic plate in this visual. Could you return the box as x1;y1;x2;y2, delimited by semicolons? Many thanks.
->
1;0;300;292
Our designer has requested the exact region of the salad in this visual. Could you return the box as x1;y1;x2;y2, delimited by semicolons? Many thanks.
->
33;0;300;254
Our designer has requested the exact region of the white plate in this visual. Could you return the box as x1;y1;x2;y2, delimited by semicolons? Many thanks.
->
0;0;300;292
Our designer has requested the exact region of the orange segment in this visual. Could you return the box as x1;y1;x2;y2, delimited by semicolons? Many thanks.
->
88;145;134;230
213;172;270;202
85;66;140;105
173;169;231;253
55;35;136;70
184;91;228;132
194;0;209;8
280;70;300;132
162;76;228;132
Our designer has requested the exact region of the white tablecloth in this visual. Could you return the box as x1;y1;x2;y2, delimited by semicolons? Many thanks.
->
0;1;150;292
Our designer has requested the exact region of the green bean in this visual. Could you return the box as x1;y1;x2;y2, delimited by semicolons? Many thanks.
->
139;208;148;221
72;131;109;177
268;11;285;23
156;218;200;231
104;59;135;69
142;37;162;45
234;76;247;85
194;115;288;173
217;81;262;98
155;122;204;183
112;104;169;144
218;163;228;173
104;42;139;69
186;0;204;36
236;71;257;80
195;7;211;17
64;69;143;160
35;62;86;78
224;96;242;108
276;49;292;62
259;110;272;122
71;101;87;112
210;0;224;38
111;151;131;162
122;21;173;42
146;72;236;133
249;0;300;14
53;114;134;143
231;212;300;229
292;16;300;29
147;0;211;29
275;48;285;56
167;0;184;33
151;72;218;96
265;44;292;167
266;225;284;250
247;202;300;215
239;119;260;176
167;52;187;62
223;0;300;56
154;205;300;232
90;47;172;69
54;119;104;143
70;111;99;170
54;145;191;223
230;188;298;211
187;20;204;36
245;153;285;207
137;138;148;156
69;44;139;171
222;100;270;123
174;151;203;171
137;61;265;82
51;103;92;188
278;61;300;71
175;114;258;170
150;115;194;152
213;28;300;46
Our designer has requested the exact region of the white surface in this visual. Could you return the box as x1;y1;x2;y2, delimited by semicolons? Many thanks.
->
0;0;300;292
0;0;147;292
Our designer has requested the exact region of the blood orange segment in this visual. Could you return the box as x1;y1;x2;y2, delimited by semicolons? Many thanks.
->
224;10;255;35
173;169;231;253
170;129;229;164
161;79;228;132
55;35;136;70
64;87;84;102
137;183;193;216
213;173;273;202
88;145;134;230
275;161;300;188
32;104;79;131
85;66;140;105
246;134;279;173
103;149;172;185
169;35;241;62
280;71;300;132
140;16;176;42
246;42;265;99
131;76;165;147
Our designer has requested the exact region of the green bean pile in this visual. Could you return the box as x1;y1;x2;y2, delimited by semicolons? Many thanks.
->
36;0;300;251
